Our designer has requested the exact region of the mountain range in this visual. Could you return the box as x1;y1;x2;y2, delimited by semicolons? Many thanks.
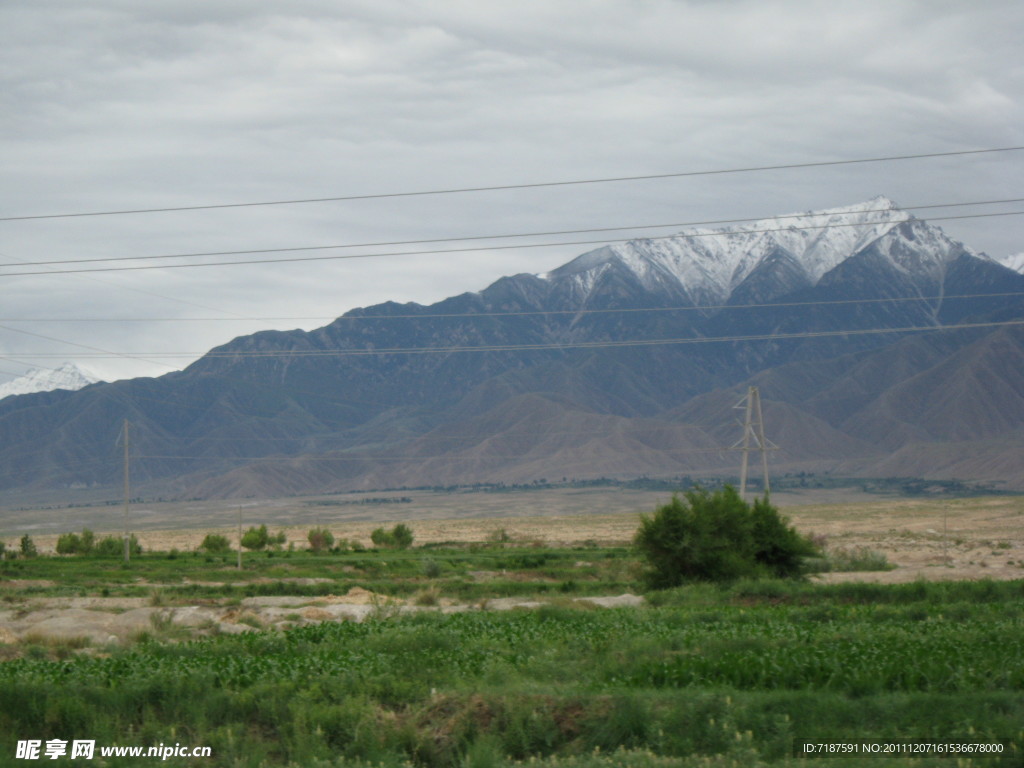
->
2;196;1023;500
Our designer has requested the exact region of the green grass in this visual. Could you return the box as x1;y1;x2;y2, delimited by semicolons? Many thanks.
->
0;580;1020;767
1;545;1021;767
0;545;636;601
810;546;895;572
0;536;916;605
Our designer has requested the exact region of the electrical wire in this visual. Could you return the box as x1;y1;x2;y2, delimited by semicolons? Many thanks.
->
0;353;64;376
132;446;736;463
0;291;1020;324
3;209;1023;278
0;248;242;376
0;323;173;371
8;318;1022;360
0;247;253;319
3;196;1022;271
3;145;1022;222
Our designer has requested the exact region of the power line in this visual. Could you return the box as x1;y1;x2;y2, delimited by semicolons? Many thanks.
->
3;196;1021;270
132;446;735;463
0;246;256;332
185;318;1024;357
0;248;243;379
3;209;1023;278
9;318;1022;360
0;354;63;376
3;146;1022;222
0;291;1020;324
0;323;175;372
151;425;712;444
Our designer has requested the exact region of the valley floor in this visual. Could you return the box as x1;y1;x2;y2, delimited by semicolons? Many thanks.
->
0;492;1021;767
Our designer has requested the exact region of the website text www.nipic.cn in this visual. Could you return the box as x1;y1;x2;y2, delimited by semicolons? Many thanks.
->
15;740;212;761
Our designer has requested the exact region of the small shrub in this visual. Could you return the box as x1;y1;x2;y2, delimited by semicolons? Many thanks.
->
55;529;97;555
200;534;232;554
19;535;37;559
94;535;142;557
371;524;415;549
307;527;335;553
56;532;82;555
241;525;269;551
487;528;512;545
826;546;894;572
412;587;441;606
392;523;414;549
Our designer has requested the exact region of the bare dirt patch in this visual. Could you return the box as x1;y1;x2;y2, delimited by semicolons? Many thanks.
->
785;495;1024;585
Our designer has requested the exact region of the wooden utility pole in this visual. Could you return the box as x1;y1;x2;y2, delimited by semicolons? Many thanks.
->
237;506;243;571
122;419;131;564
731;387;776;497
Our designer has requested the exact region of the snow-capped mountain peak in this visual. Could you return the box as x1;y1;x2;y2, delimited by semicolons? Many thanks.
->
544;197;970;306
0;363;100;401
1000;253;1024;274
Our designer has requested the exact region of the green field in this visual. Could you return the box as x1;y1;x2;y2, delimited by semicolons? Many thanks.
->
1;541;1021;767
0;542;638;602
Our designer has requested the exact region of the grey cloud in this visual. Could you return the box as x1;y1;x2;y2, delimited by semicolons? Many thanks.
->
1;1;1022;383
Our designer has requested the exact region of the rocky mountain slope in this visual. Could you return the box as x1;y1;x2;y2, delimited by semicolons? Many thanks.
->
1;198;1022;499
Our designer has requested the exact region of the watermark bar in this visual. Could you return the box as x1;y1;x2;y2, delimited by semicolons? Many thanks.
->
15;740;212;760
795;740;1010;758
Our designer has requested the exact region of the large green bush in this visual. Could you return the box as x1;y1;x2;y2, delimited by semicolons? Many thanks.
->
634;487;819;588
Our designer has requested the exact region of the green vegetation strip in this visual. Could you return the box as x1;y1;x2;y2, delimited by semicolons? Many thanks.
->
1;581;1022;767
0;545;636;601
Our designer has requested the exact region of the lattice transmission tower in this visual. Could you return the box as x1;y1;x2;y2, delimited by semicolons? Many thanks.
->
731;386;778;497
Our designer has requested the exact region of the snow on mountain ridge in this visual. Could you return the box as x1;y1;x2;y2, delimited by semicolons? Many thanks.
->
0;363;100;401
544;196;973;305
1001;253;1024;274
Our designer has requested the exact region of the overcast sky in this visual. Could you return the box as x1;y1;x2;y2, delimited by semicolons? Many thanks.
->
2;0;1022;384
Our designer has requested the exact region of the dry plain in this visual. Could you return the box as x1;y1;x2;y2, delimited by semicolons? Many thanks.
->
4;486;1023;584
1;487;1022;646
